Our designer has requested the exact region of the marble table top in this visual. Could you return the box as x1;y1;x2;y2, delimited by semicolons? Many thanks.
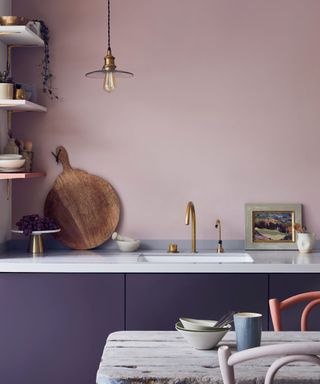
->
96;331;320;384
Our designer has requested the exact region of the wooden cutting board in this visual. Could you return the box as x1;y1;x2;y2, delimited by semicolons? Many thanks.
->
44;146;120;250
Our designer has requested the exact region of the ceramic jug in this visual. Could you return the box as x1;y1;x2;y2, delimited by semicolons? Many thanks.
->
297;232;316;253
0;83;13;99
3;138;19;154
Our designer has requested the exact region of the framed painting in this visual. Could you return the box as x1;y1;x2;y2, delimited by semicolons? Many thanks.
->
245;203;302;250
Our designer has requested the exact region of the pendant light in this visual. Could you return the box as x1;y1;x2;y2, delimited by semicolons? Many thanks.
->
85;0;133;92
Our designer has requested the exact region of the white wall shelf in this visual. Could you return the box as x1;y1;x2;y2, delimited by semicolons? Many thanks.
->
0;172;46;180
0;20;47;198
0;99;47;112
0;25;44;46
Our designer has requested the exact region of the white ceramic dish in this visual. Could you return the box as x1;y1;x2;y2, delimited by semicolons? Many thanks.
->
0;159;25;169
0;167;25;172
180;317;218;331
12;229;61;235
116;240;140;252
0;154;22;160
175;321;230;350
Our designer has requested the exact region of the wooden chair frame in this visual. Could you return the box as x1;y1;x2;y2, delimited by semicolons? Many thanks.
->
218;342;320;384
269;291;320;331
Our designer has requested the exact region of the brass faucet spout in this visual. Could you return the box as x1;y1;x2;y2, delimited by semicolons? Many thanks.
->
185;201;196;253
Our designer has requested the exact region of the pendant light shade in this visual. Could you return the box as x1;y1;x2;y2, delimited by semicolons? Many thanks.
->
85;0;133;92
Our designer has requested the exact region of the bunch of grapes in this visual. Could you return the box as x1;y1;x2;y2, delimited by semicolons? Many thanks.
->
16;214;59;236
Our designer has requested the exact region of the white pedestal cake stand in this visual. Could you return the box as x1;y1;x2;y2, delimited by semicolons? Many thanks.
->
12;229;61;255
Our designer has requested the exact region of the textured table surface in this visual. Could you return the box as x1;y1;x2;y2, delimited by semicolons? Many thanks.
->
96;331;320;384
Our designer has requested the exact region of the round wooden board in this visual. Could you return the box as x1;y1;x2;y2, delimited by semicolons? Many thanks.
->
44;147;120;250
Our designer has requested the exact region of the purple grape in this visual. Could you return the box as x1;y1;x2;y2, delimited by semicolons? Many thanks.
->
16;214;59;236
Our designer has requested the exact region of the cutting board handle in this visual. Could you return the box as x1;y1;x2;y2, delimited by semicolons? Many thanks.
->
55;146;72;172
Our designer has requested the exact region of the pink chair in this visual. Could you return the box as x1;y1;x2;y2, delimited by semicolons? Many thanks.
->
269;291;320;331
218;342;320;384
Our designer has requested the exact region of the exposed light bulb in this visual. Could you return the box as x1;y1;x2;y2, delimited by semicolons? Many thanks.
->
85;0;133;91
103;71;116;92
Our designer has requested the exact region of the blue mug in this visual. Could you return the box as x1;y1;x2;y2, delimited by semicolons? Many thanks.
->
234;312;262;351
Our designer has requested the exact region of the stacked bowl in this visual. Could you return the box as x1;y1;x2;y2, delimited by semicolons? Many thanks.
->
175;317;231;350
0;155;25;172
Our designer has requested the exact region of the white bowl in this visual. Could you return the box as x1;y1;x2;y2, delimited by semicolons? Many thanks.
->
0;159;25;169
116;240;140;252
175;321;230;350
0;154;22;160
180;317;218;331
178;319;230;332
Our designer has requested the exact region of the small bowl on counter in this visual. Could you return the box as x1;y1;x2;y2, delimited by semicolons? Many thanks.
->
112;232;140;252
116;239;140;252
175;320;230;350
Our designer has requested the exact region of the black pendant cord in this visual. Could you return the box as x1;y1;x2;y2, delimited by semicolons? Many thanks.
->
108;0;111;50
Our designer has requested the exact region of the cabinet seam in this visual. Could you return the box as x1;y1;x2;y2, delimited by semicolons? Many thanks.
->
124;273;127;330
267;273;270;330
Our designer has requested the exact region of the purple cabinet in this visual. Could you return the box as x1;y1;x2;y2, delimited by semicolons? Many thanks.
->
269;274;320;331
126;274;269;330
1;271;315;384
0;273;124;384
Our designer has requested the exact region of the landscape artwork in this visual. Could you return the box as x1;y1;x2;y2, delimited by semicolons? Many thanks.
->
253;211;294;242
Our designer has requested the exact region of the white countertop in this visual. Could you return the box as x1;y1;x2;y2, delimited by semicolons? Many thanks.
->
0;249;320;273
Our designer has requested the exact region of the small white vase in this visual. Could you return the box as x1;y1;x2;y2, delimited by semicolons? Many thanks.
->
0;83;13;99
297;233;316;253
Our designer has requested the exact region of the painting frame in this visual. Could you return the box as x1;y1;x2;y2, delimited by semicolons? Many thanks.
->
245;203;302;250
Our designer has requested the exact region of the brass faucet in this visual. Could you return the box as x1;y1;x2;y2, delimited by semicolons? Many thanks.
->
185;201;197;253
215;219;224;253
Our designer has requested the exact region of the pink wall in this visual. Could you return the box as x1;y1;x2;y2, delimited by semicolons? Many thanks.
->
12;0;320;240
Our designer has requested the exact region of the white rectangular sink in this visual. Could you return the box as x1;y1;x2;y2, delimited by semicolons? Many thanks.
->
138;252;253;263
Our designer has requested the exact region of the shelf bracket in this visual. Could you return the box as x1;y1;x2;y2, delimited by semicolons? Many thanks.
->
6;179;11;200
6;44;28;75
6;110;12;135
6;44;12;75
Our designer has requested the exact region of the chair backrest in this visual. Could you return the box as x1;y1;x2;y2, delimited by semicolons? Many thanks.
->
218;342;320;384
269;291;320;331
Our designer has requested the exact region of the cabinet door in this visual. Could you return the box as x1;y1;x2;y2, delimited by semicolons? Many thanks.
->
269;274;320;331
126;274;268;330
0;273;124;384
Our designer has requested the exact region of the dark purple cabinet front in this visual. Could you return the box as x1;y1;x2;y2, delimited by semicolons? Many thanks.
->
1;271;316;384
0;273;124;384
269;274;320;331
125;274;269;330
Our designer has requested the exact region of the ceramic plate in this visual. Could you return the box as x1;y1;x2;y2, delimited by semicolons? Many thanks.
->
0;154;22;160
0;167;25;172
0;159;25;168
12;229;61;235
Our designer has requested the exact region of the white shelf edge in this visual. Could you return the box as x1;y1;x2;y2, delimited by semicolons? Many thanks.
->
0;25;44;47
0;171;46;180
0;99;47;112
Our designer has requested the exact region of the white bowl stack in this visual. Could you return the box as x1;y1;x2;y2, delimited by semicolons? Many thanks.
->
175;317;231;350
0;154;25;172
